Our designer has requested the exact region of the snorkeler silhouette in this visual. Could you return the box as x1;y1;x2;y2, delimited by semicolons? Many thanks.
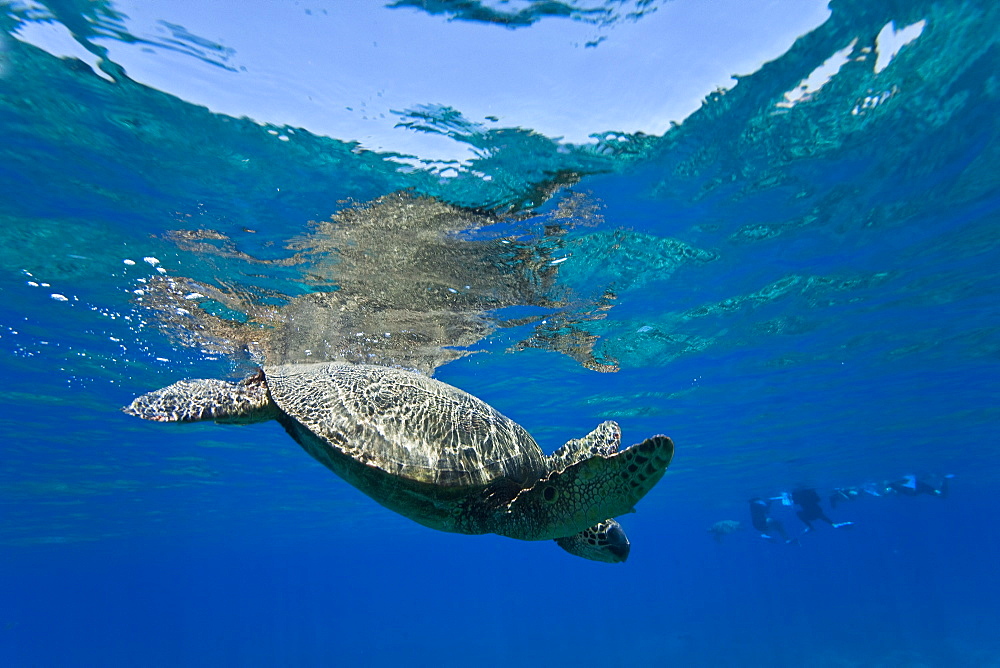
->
791;487;854;532
829;486;863;509
748;497;791;543
886;474;953;499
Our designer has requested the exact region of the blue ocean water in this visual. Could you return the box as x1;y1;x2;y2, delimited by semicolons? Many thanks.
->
2;0;999;666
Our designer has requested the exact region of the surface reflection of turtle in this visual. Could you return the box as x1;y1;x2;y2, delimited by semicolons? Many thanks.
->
124;362;674;562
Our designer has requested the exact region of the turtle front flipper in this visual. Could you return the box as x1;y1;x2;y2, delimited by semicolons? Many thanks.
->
501;435;674;541
123;371;278;424
555;518;630;563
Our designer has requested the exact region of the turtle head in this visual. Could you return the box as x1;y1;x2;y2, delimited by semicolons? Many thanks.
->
498;434;674;542
555;519;631;563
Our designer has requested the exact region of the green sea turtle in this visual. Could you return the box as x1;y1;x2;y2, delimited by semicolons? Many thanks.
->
124;362;674;562
707;519;744;543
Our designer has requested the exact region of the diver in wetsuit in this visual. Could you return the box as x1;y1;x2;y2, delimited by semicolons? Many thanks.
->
886;474;953;498
792;487;853;532
829;486;862;509
748;497;791;543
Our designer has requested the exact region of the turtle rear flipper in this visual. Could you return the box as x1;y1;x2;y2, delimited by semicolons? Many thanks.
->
123;373;277;424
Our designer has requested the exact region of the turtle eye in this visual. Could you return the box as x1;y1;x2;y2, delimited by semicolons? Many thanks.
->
543;486;558;503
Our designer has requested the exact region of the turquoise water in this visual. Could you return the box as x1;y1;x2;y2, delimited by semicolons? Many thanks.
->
2;0;999;666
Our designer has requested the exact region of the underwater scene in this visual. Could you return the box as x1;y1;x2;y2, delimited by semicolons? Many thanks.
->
1;0;998;665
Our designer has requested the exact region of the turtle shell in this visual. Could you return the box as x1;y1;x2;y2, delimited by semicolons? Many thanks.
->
265;362;546;488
